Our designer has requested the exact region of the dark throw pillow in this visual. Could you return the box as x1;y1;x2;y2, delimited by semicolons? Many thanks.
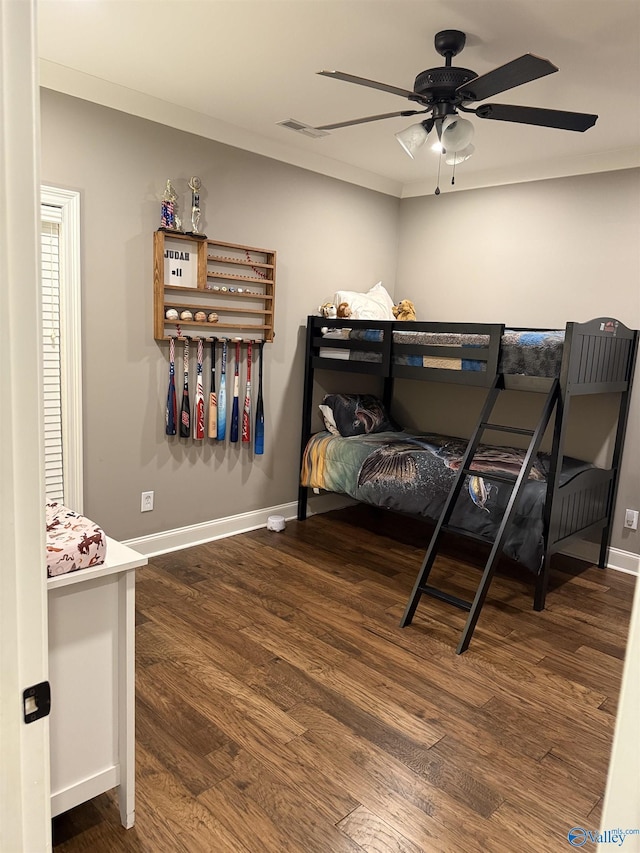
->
320;394;397;437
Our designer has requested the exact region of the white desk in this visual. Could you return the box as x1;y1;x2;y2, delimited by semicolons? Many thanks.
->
48;537;147;828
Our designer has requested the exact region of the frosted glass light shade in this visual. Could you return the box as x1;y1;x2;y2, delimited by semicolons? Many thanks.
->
445;143;475;165
395;122;430;159
440;115;475;153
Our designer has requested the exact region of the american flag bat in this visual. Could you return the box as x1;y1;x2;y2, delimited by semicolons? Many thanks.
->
230;339;241;443
193;337;205;440
208;338;217;439
242;340;252;443
254;340;264;455
165;336;177;435
217;338;227;440
180;338;191;438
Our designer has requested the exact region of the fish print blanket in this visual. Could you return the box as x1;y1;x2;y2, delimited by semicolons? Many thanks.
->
46;502;107;577
301;430;591;572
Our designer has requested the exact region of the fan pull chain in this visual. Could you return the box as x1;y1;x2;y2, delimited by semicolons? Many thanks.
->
451;158;457;186
435;149;443;195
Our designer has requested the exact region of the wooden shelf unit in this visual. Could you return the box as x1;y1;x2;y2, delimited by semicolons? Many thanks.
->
154;232;276;342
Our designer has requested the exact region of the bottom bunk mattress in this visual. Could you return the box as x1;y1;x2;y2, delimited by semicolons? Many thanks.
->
46;502;107;577
301;431;592;572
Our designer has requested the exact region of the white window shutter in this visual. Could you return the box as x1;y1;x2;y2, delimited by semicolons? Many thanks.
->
41;188;83;512
41;214;64;503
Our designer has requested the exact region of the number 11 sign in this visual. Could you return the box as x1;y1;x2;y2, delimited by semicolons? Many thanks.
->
163;236;198;289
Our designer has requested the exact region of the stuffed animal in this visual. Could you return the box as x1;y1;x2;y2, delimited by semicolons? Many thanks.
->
392;299;417;322
318;302;337;319
336;301;352;319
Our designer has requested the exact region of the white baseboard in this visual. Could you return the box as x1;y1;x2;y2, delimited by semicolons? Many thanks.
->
560;540;639;576
124;500;639;577
123;494;353;558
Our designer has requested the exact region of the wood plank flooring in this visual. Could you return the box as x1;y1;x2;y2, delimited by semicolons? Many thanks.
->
52;506;636;853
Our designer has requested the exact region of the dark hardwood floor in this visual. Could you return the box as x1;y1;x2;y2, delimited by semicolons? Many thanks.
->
52;506;635;852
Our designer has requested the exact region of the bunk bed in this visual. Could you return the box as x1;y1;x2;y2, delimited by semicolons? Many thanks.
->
298;315;637;653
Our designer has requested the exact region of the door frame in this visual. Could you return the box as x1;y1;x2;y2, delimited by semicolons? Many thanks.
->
0;0;52;849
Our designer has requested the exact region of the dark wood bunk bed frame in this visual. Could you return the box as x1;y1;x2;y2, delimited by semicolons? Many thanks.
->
298;315;637;653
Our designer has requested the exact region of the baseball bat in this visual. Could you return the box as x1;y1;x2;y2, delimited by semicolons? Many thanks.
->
254;340;264;455
217;338;227;440
165;336;177;435
208;338;217;439
230;339;241;443
242;340;252;443
193;337;205;440
179;337;191;438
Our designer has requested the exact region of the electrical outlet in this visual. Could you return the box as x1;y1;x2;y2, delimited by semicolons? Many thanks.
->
624;509;638;531
141;491;154;512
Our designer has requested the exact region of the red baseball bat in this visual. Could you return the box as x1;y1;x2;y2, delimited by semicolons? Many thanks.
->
242;340;252;443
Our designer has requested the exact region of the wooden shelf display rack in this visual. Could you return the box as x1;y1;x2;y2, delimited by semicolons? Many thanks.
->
154;231;276;342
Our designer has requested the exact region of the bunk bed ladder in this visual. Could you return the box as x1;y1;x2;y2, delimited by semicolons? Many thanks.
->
400;375;560;654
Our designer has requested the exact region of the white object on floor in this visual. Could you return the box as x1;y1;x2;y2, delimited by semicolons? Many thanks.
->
267;515;286;532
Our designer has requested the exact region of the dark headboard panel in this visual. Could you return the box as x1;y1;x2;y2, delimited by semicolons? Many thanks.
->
564;318;637;393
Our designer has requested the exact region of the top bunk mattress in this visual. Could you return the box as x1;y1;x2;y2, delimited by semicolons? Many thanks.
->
318;326;565;378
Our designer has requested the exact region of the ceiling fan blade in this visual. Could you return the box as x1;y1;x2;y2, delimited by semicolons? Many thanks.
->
316;109;428;131
457;54;557;102
475;103;598;131
318;70;420;101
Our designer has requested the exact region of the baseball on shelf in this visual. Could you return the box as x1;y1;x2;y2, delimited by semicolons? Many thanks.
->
194;311;207;322
180;310;193;321
207;312;219;323
165;308;179;321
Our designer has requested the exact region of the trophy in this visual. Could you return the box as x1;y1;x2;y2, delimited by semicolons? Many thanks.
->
159;180;183;232
186;176;207;239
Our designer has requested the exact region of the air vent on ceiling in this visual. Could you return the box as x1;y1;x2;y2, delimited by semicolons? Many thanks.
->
276;119;329;138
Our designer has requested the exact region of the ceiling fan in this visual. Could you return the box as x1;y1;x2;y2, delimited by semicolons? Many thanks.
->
297;30;597;170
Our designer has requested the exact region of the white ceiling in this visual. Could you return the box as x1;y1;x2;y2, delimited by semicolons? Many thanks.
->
38;0;640;197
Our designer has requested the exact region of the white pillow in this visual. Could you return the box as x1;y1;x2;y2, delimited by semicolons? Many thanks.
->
334;282;395;321
318;404;340;435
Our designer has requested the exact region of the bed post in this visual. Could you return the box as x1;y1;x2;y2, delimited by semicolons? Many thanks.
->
383;322;394;413
536;322;577;611
598;328;638;567
297;317;315;520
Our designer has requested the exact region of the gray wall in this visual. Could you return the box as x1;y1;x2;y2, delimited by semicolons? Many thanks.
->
395;169;640;555
40;89;639;559
40;89;400;539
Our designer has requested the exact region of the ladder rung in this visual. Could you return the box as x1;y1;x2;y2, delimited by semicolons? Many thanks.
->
441;524;494;544
461;469;517;485
480;422;535;436
419;585;472;611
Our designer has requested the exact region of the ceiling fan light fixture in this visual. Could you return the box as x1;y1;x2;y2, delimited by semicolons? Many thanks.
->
395;121;431;159
439;115;475;153
445;143;475;165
